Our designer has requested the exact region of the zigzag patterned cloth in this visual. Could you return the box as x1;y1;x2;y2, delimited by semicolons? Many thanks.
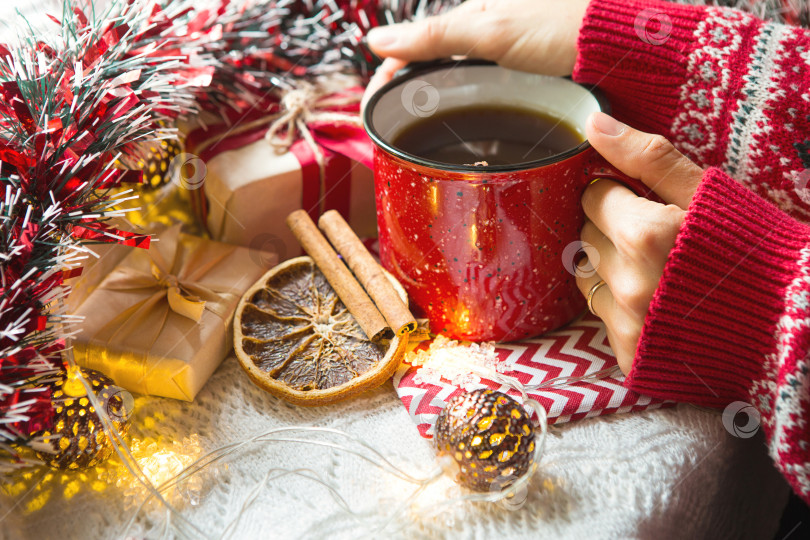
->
394;313;671;438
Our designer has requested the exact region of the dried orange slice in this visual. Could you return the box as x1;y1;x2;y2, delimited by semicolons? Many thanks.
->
234;256;409;406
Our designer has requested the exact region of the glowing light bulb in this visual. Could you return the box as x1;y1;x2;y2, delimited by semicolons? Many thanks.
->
139;449;186;488
113;436;208;509
62;365;87;398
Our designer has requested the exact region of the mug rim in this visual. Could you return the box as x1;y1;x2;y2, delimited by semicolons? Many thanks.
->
363;59;612;173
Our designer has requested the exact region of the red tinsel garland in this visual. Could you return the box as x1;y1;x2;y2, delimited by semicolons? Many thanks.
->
0;0;211;466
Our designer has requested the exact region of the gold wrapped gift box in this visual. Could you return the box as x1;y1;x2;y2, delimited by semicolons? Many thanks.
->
72;226;276;401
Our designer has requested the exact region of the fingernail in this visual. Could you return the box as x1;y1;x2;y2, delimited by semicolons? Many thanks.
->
368;26;399;48
591;112;626;137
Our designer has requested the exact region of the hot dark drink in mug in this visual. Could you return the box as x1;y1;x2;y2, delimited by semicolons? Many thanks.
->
393;104;584;166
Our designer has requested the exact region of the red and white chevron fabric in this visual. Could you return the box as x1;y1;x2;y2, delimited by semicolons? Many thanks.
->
394;313;672;438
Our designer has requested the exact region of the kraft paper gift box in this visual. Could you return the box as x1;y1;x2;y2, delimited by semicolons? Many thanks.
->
186;82;377;260
72;226;277;401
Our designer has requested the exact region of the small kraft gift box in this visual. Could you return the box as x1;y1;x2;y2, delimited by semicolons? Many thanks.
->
71;225;277;401
186;75;377;260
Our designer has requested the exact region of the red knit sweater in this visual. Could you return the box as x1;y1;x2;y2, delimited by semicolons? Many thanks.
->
573;0;810;505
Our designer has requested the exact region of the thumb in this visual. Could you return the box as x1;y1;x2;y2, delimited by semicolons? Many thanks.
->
586;112;704;209
361;58;407;114
367;3;493;62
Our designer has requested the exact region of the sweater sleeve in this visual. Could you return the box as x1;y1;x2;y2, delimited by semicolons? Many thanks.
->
628;166;810;503
573;0;810;223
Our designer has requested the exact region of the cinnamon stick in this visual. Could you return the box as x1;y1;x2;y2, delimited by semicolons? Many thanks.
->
286;210;390;341
318;210;417;336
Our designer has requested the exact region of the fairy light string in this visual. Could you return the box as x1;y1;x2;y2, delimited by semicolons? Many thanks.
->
119;420;548;538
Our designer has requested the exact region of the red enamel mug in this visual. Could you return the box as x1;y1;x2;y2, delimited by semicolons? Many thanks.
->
363;60;645;342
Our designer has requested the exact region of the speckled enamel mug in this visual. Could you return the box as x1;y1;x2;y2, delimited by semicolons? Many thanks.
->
364;60;641;342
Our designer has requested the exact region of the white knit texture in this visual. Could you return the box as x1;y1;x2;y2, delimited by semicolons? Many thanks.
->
1;356;790;539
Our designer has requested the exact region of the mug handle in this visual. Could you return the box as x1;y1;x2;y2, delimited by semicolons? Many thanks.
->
583;149;664;203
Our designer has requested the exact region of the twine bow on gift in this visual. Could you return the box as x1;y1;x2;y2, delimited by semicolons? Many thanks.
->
262;83;364;210
262;82;363;155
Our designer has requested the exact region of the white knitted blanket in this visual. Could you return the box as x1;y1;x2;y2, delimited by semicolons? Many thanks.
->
0;356;791;539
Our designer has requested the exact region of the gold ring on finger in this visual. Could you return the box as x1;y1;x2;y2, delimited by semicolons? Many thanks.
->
587;279;608;317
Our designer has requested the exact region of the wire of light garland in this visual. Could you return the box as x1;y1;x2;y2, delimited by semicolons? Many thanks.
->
120;414;548;539
120;429;450;536
217;465;445;539
118;427;445;538
528;365;623;390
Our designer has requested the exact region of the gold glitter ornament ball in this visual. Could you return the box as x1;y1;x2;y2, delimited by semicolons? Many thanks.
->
434;389;535;492
33;367;131;470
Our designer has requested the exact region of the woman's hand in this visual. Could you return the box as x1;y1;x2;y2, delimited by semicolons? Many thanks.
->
362;0;590;108
577;112;704;374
